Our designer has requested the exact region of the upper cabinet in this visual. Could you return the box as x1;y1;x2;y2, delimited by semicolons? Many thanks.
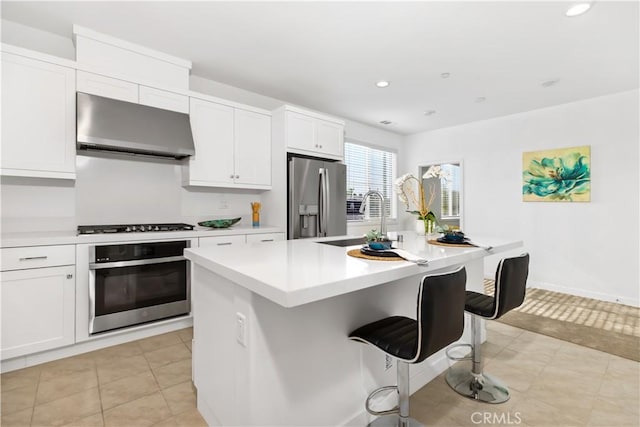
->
183;97;271;190
275;105;345;160
1;52;76;179
77;70;189;113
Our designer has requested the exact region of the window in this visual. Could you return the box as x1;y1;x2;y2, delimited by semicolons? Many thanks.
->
440;163;461;218
344;142;396;221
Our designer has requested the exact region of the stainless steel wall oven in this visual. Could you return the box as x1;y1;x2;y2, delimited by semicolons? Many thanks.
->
89;240;190;334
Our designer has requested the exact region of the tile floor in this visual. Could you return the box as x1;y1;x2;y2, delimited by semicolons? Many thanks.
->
1;328;206;427
410;321;640;426
2;323;638;426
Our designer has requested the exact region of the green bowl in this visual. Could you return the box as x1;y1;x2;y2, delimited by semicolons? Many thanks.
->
198;217;242;228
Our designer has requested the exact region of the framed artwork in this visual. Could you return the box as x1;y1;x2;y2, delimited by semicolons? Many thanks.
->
522;145;591;202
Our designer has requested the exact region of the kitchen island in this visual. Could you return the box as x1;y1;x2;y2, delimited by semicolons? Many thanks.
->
184;233;522;426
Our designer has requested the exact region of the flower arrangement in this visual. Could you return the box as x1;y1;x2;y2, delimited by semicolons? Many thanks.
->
394;165;449;234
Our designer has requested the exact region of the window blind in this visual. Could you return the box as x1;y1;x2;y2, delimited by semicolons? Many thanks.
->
440;163;461;218
344;142;396;221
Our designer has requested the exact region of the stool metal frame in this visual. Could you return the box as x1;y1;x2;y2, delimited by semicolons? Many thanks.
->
349;267;467;427
445;253;530;404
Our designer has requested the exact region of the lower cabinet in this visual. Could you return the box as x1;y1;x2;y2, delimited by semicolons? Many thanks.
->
245;233;285;243
1;265;75;360
199;234;247;248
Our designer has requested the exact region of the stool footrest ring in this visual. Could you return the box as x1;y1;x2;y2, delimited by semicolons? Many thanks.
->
446;343;473;361
365;385;399;416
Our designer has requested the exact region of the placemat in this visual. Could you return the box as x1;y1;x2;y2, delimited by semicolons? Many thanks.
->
347;249;404;261
427;239;473;248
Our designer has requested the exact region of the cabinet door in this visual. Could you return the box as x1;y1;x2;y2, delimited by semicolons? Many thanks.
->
234;109;271;187
286;111;316;152
1;53;76;178
76;70;138;103
316;120;344;158
139;86;189;113
1;265;75;360
188;98;235;185
199;235;246;248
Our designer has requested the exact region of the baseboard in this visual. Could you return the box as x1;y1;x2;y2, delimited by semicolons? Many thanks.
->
528;280;640;308
0;316;193;373
340;351;451;426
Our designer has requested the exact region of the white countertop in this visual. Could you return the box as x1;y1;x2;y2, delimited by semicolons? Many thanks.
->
0;225;283;247
185;232;523;308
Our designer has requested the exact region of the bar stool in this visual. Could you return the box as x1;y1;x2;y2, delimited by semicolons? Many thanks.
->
349;267;467;427
445;253;530;404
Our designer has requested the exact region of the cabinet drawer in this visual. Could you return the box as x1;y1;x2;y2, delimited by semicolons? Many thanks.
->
77;71;138;103
246;233;285;243
139;86;189;113
1;245;75;271
199;235;246;248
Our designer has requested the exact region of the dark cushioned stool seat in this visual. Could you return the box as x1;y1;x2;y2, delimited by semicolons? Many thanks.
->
464;291;495;318
349;316;417;361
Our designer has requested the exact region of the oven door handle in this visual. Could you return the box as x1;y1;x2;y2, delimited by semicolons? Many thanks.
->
89;255;185;270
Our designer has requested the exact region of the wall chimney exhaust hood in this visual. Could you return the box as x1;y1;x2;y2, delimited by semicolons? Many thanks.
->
77;92;195;159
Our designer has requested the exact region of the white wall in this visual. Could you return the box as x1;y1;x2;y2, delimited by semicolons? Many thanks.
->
402;90;640;306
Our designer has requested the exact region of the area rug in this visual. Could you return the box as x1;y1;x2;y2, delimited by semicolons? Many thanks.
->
484;280;640;362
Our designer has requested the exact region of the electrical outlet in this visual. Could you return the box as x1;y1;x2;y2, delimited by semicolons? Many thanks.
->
236;312;247;347
384;355;393;371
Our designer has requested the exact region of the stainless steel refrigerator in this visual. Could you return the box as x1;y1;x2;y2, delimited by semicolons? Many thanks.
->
288;155;347;239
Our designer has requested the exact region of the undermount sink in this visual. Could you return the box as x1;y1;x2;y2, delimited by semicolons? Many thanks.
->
316;237;366;247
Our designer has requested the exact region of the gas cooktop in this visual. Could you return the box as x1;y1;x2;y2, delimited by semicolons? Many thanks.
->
77;223;195;234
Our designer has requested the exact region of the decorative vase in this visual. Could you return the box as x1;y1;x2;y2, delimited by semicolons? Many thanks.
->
415;219;425;235
416;218;436;236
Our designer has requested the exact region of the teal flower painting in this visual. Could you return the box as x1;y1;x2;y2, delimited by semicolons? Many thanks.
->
522;146;590;202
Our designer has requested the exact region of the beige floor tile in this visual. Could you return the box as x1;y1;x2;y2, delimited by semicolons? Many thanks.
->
1;382;37;415
176;328;192;344
161;381;196;416
605;354;640;379
598;375;640;400
143;344;191;370
172;408;207;427
486;321;525;338
62;412;104;427
100;370;159;410
36;369;98;405
0;407;33;427
88;341;143;363
152;359;192;390
96;354;151;385
513;396;584;426
0;365;41;392
137;333;183;353
588;396;640;426
184;341;192;352
39;356;96;382
102;392;172;427
152;417;179;427
32;387;101;427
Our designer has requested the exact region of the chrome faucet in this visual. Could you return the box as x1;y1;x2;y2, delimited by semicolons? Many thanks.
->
359;190;387;237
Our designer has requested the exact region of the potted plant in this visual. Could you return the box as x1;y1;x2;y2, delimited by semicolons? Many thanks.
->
365;229;392;250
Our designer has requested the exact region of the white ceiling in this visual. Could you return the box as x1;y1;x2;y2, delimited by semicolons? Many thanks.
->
2;1;638;135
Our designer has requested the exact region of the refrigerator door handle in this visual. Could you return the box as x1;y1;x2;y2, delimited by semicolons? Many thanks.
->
323;168;330;236
318;168;324;237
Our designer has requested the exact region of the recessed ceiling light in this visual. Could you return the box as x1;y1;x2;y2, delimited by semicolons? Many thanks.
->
424;110;436;116
379;120;392;125
440;72;451;79
475;97;486;103
565;3;592;17
541;79;560;88
376;81;390;88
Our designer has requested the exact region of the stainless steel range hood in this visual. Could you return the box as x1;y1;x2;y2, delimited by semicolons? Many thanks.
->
77;92;195;159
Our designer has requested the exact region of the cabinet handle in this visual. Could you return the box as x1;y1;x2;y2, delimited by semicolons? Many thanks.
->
19;256;48;261
319;145;323;149
216;242;233;246
229;174;234;179
261;239;274;242
235;175;240;179
67;274;73;279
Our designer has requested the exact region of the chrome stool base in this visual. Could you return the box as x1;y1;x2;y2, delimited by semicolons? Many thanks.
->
368;414;425;427
445;367;510;404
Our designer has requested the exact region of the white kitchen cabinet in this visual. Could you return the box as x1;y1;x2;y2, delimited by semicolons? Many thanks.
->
280;106;345;160
1;52;76;179
76;70;138;103
139;85;189;113
1;245;76;360
184;97;272;190
245;233;285;243
199;235;247;248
